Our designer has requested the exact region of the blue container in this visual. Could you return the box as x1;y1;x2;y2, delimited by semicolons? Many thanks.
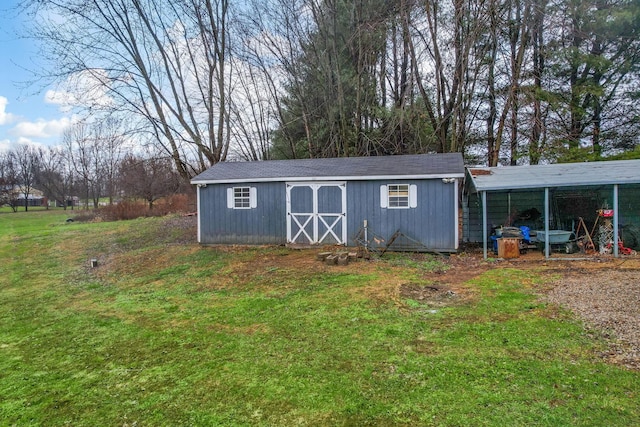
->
490;235;498;253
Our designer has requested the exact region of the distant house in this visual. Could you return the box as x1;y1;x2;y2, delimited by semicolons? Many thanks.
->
1;186;77;208
50;196;80;208
191;154;465;252
16;187;46;207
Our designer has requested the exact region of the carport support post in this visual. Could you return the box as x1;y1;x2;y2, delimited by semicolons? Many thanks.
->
544;187;550;259
482;191;488;259
614;184;619;257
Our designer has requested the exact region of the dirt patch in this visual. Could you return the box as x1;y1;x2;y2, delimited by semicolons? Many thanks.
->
395;252;491;305
399;283;460;307
436;252;493;284
226;249;332;279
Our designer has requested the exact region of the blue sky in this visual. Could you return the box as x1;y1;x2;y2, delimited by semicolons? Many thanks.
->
0;1;72;152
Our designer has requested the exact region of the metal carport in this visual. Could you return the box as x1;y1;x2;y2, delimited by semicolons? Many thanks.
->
464;160;640;259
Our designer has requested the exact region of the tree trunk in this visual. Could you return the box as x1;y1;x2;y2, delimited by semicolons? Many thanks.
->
529;0;546;165
487;0;498;166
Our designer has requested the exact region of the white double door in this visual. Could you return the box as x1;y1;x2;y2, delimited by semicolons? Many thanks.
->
286;182;347;245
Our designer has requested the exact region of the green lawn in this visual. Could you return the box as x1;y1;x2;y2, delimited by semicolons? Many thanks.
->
0;211;638;426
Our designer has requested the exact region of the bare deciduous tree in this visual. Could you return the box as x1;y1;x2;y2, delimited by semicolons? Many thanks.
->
26;0;234;179
12;145;40;212
93;117;127;204
37;146;76;210
0;152;20;212
63;123;102;208
119;154;182;210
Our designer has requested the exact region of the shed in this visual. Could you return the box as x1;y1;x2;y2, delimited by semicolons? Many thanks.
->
191;153;465;252
463;159;640;258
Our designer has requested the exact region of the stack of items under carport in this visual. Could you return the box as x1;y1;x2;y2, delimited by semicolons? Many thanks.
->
493;226;533;259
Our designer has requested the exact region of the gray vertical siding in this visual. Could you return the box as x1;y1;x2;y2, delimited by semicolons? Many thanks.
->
199;178;459;251
346;179;458;251
199;182;286;244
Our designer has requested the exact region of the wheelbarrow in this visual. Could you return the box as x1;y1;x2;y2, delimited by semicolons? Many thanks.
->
533;230;575;253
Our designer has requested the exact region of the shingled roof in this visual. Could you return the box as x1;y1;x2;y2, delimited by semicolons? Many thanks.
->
191;153;464;184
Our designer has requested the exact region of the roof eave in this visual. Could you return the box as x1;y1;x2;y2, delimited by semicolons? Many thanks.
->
468;180;640;193
191;172;465;185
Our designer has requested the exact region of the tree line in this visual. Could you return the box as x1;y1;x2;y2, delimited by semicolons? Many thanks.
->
20;0;640;177
0;120;185;212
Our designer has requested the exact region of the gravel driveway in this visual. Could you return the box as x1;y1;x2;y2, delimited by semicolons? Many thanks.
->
544;265;640;370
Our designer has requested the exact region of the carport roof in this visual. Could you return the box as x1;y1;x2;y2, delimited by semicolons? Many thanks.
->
191;153;464;184
466;159;640;193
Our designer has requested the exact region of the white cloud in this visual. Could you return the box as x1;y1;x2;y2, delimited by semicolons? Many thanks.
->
0;137;50;153
0;96;17;126
0;138;11;152
44;89;75;113
45;69;114;112
9;116;77;139
0;138;37;152
17;137;48;149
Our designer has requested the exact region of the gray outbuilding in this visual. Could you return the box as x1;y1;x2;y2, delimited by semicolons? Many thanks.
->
191;153;465;252
463;159;640;258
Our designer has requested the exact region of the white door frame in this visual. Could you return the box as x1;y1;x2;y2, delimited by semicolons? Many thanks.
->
286;182;347;245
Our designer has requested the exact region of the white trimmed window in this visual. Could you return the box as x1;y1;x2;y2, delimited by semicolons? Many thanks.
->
227;187;257;209
380;184;417;209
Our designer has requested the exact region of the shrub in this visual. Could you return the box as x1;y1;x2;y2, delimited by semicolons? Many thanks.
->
71;193;195;222
153;193;193;215
98;200;151;221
